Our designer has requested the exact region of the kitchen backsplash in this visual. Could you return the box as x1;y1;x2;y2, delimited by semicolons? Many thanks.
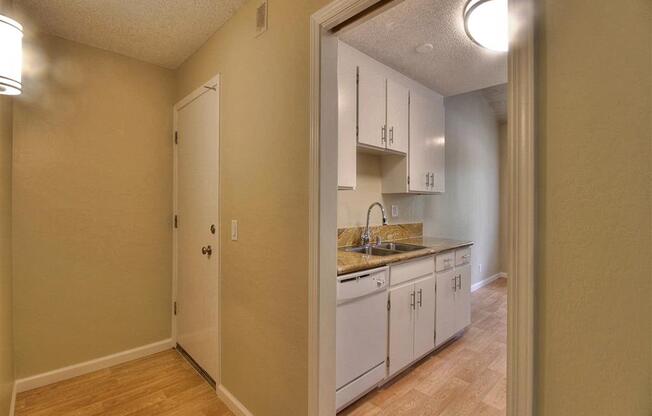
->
337;223;423;247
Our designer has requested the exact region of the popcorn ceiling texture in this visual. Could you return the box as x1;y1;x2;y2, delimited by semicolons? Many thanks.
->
15;0;247;69
339;0;507;96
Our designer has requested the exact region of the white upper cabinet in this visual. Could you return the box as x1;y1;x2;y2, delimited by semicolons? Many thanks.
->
428;94;445;193
408;90;445;193
386;79;409;154
357;62;387;150
337;42;357;189
337;41;445;193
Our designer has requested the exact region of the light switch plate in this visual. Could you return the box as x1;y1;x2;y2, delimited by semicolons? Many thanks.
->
391;205;399;218
231;220;238;241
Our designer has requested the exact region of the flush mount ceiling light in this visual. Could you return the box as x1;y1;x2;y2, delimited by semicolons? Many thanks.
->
0;14;23;95
463;0;508;52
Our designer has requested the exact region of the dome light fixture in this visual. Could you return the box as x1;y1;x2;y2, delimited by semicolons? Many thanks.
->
463;0;508;52
0;14;23;95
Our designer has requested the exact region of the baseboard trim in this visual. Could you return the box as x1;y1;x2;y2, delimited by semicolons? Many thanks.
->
8;381;16;416
217;384;254;416
471;272;507;292
15;338;174;393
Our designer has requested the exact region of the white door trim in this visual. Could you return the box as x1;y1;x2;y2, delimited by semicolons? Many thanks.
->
172;73;221;386
308;0;536;414
506;0;536;413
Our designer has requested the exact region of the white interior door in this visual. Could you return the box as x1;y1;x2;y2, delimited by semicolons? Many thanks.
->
175;79;219;381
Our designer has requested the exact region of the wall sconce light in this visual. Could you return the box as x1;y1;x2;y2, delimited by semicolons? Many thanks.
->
0;14;23;95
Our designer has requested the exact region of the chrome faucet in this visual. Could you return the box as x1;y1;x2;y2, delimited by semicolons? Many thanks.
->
361;202;388;246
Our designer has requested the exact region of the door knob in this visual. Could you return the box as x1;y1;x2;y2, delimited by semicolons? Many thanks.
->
201;245;213;256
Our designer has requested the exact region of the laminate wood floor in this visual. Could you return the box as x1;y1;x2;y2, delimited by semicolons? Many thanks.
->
15;350;234;416
15;278;506;416
339;277;507;416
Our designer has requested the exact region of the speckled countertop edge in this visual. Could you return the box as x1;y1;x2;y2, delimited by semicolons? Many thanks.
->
337;236;473;275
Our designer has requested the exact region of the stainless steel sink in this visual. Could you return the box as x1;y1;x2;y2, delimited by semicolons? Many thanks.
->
343;242;427;256
375;242;427;252
343;246;399;256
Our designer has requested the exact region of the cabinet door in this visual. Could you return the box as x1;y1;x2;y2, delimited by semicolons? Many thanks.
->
357;64;386;149
337;42;357;189
428;95;445;192
435;269;457;346
455;263;472;331
388;283;415;377
386;79;409;154
408;92;431;192
413;275;436;359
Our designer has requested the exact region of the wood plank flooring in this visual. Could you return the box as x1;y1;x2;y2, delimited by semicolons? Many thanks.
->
15;350;234;416
339;277;507;416
16;278;506;416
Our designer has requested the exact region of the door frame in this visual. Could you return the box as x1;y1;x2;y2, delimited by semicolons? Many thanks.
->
307;0;536;415
172;73;221;386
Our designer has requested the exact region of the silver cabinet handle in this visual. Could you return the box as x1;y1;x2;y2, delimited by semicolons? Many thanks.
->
417;289;423;307
426;172;430;187
430;173;434;188
452;277;457;291
410;291;416;309
456;274;462;290
381;125;386;144
389;126;394;144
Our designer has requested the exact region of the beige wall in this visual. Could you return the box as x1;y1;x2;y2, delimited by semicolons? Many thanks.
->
337;153;426;227
0;0;15;411
536;0;651;415
12;34;175;378
175;0;326;413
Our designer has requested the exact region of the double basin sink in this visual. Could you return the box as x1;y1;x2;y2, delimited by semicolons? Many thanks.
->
344;242;427;256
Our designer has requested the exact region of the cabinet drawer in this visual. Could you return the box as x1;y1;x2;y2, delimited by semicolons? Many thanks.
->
435;251;455;272
390;256;434;286
455;247;471;266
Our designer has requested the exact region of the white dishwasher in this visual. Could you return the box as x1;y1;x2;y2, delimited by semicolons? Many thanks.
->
336;266;388;411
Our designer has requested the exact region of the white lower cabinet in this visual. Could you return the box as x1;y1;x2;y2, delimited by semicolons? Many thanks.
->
435;268;457;346
413;276;436;358
388;257;435;377
435;249;472;347
361;246;472;386
388;283;417;376
455;263;472;330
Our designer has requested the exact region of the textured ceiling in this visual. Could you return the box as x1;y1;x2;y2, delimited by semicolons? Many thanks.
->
339;0;507;96
479;83;507;122
15;0;247;69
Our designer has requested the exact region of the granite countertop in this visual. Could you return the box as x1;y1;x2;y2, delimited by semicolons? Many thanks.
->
337;237;473;275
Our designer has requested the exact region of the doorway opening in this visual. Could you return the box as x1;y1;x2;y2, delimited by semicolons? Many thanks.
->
309;0;535;415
